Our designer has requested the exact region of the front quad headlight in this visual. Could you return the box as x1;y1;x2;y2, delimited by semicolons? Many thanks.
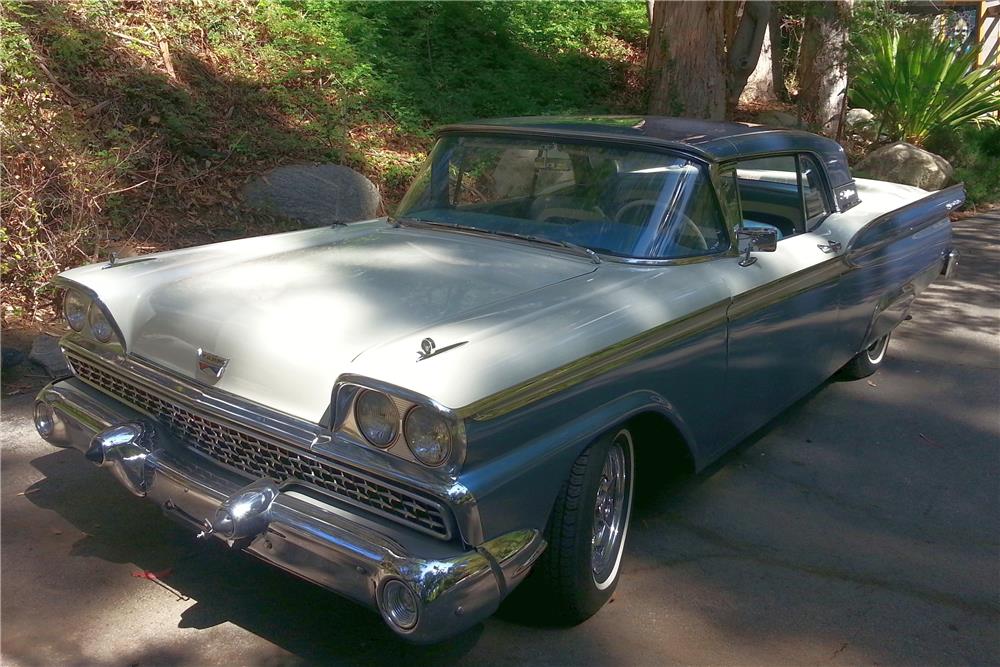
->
60;285;124;348
337;378;465;470
87;304;115;343
63;290;89;332
404;406;452;467
355;389;400;448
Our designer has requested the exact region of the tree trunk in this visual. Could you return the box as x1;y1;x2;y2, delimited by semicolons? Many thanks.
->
647;1;726;119
795;0;852;135
739;23;776;106
769;9;788;101
727;1;771;113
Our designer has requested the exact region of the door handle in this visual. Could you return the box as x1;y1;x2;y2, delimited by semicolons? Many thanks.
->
817;241;842;253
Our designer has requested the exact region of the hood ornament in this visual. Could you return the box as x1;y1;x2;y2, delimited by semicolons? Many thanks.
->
197;349;230;382
416;337;468;362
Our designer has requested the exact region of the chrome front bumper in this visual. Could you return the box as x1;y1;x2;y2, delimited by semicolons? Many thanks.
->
34;378;545;643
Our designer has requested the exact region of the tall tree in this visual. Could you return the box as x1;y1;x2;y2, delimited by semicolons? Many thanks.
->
725;1;771;113
647;1;726;119
796;0;853;135
739;6;789;105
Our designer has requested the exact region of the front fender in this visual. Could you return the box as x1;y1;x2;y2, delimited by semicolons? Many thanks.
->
460;390;695;541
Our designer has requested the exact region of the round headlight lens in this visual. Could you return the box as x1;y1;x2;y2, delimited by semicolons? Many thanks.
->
355;390;399;447
63;290;89;332
88;306;115;343
403;406;452;467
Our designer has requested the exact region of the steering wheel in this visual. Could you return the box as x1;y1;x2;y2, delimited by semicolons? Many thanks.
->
614;199;659;226
614;201;708;252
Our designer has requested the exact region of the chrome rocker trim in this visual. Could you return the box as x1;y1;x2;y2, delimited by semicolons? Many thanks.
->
34;378;546;642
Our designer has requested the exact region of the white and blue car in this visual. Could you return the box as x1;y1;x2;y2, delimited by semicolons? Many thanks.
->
34;116;962;642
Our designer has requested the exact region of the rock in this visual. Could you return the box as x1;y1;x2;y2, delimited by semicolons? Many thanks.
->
752;111;799;128
2;347;26;369
29;334;70;378
243;164;381;227
855;142;955;190
845;108;875;128
845;108;877;139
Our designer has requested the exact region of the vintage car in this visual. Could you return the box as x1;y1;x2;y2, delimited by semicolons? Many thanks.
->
33;116;963;642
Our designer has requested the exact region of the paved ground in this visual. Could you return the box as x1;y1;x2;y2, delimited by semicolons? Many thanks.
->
2;214;998;666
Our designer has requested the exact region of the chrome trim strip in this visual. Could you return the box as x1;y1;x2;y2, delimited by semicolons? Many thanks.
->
461;253;851;422
461;299;730;421
727;255;848;321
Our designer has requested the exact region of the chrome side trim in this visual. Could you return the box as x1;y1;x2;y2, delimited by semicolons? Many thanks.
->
461;299;729;421
727;255;847;321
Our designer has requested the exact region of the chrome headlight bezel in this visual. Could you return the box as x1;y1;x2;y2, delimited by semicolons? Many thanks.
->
333;376;466;472
57;281;125;350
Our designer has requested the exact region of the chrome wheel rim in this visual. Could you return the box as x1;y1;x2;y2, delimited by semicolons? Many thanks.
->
591;432;631;587
866;334;889;364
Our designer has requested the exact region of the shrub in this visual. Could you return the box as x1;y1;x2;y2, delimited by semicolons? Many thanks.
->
925;125;1000;207
851;23;1000;145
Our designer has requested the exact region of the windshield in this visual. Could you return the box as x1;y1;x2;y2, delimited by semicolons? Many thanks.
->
396;134;730;259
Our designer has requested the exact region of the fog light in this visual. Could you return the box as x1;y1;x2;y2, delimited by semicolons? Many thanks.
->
34;402;54;438
380;579;419;631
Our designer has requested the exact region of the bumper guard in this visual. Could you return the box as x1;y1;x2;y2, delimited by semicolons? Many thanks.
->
34;378;545;642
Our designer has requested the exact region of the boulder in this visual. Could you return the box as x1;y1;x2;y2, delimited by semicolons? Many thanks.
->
752;111;799;128
845;108;878;140
29;334;70;378
243;164;381;227
845;108;875;129
855;142;955;190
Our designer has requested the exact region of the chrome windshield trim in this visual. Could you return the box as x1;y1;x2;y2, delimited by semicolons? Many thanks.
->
60;336;486;544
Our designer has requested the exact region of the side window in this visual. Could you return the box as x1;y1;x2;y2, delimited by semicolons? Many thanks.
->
799;154;829;227
732;153;831;239
734;155;802;239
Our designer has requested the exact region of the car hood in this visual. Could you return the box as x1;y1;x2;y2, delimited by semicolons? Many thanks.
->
59;221;598;422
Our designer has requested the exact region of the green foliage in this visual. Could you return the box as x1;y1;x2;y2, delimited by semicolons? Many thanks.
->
0;0;647;324
851;23;1000;145
926;125;1000;206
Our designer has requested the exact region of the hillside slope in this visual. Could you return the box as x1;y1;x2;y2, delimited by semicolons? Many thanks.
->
1;0;647;324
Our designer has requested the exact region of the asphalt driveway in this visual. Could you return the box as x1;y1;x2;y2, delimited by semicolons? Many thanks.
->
2;213;998;666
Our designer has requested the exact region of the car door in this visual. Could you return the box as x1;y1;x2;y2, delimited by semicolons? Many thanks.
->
716;154;846;448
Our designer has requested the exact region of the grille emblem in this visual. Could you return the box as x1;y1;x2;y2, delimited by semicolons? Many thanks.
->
196;349;229;382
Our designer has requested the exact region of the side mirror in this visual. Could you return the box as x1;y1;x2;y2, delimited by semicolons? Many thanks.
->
736;227;777;267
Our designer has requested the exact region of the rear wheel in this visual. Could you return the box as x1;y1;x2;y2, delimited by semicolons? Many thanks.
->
518;427;635;624
840;333;891;379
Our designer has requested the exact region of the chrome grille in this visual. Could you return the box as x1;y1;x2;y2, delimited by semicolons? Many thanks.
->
66;351;451;539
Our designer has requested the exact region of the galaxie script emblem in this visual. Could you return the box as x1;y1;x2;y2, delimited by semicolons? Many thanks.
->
196;349;229;382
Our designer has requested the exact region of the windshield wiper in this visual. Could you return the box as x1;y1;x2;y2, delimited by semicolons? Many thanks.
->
479;228;602;264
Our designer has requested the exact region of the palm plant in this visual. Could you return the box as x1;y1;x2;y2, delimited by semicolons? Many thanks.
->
851;24;1000;145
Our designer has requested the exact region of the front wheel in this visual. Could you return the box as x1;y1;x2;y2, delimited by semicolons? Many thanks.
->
521;427;635;624
840;332;891;379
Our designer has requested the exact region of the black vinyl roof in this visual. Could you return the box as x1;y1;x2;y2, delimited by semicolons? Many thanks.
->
439;115;854;189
